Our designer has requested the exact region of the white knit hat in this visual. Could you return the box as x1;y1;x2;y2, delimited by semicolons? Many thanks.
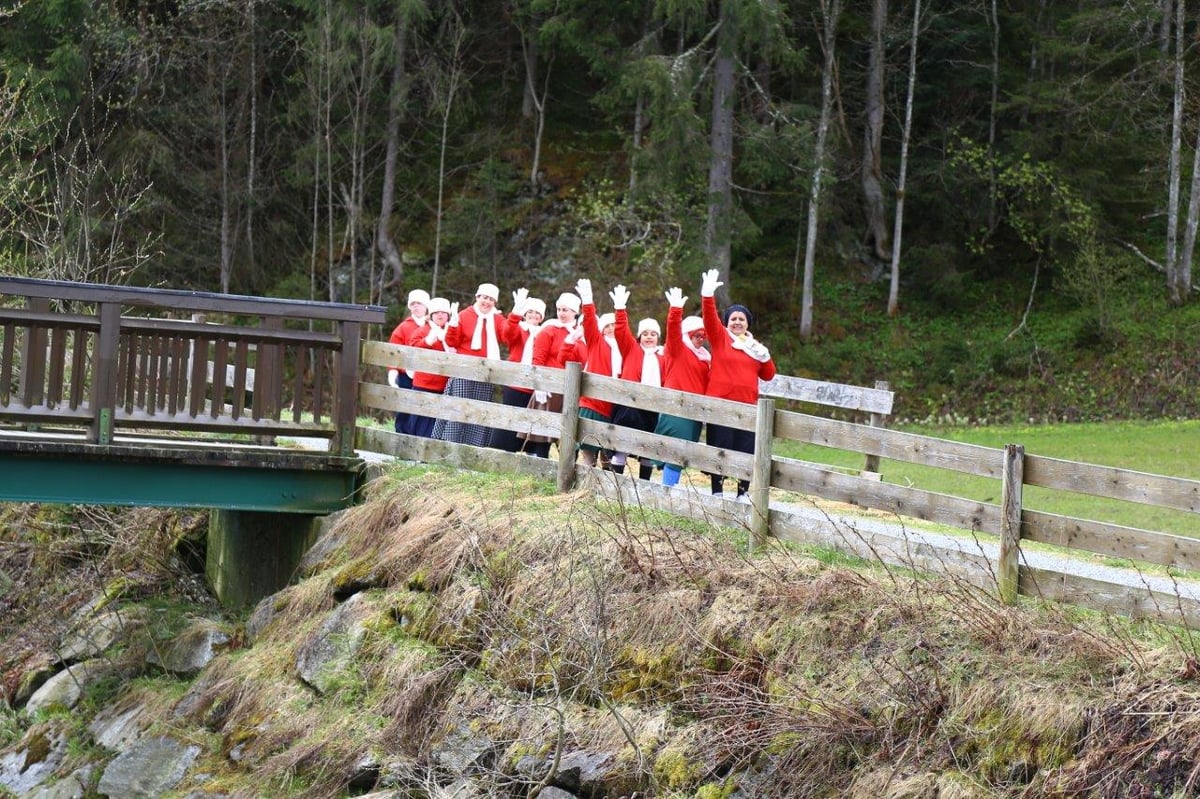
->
428;297;451;314
681;316;704;335
598;312;615;331
637;318;661;337
556;292;581;313
526;298;546;316
476;283;500;300
408;289;430;307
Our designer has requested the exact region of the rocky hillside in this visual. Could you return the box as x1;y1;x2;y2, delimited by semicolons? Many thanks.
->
3;466;1200;798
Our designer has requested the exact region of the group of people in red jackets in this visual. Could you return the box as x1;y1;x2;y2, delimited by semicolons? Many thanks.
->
386;270;775;499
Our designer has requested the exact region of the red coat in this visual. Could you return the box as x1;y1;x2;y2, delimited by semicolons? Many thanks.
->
408;327;450;393
702;296;776;404
501;312;537;393
533;322;584;370
444;305;508;359
388;315;427;346
618;345;664;385
578;304;636;418
661;306;709;395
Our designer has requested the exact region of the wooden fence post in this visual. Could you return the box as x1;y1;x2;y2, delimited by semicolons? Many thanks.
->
89;302;121;444
332;321;362;456
556;361;583;493
862;379;889;477
998;443;1025;605
749;396;776;551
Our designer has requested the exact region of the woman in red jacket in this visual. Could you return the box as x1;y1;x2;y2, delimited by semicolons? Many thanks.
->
490;287;545;453
609;316;665;479
435;283;509;447
386;288;430;434
407;297;454;438
520;291;584;458
699;269;776;500
573;278;636;468
653;286;711;486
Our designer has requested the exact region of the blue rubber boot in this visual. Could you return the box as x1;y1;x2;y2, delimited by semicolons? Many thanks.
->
662;465;682;486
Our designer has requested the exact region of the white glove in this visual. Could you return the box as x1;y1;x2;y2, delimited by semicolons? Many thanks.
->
387;368;400;387
424;326;444;345
609;284;629;310
564;325;585;345
575;278;593;305
447;302;460;326
664;287;686;308
512;287;529;315
533;390;549;405
700;269;723;298
745;340;771;362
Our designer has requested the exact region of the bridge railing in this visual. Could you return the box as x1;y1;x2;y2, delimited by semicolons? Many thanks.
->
0;277;385;454
359;341;1200;629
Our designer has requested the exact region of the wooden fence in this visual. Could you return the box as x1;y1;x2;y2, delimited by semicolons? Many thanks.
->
361;340;1200;629
0;277;385;454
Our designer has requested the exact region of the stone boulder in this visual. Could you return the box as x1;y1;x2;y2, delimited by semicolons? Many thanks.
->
57;608;144;664
90;698;155;752
294;592;377;694
24;660;114;715
96;736;200;798
0;723;70;796
146;619;231;676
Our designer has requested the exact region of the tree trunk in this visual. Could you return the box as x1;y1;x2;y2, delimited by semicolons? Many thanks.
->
705;1;736;307
986;0;1000;234
1167;0;1184;304
800;0;841;340
861;0;889;265
1180;90;1199;303
433;25;466;295
245;0;257;281
888;0;921;317
376;17;409;300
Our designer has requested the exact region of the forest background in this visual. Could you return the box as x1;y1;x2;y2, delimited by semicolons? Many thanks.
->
3;0;1200;426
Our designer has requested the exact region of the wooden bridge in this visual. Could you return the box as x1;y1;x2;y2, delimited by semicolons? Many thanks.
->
0;276;386;606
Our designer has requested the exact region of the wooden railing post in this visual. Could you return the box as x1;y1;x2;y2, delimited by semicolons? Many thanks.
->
18;297;50;417
998;443;1025;604
89;302;121;444
862;379;889;476
749;396;776;551
332;321;362;456
556;361;583;493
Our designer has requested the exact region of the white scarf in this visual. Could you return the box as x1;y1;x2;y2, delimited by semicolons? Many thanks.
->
519;321;541;365
729;330;770;363
640;346;662;387
606;335;622;377
470;305;501;359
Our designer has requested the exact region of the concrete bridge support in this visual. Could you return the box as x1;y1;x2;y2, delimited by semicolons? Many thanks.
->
206;510;320;608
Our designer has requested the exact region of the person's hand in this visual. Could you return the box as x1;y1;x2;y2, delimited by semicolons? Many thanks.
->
746;340;771;362
700;269;723;298
664;287;686;308
575;278;593;305
387;368;400;387
424;327;443;345
512;287;529;315
533;390;549;405
609;284;629;310
564;325;585;345
447;302;460;326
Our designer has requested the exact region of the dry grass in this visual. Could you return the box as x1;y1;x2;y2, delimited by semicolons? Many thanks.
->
12;466;1200;797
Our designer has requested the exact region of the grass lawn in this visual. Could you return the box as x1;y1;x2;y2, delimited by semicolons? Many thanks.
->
772;418;1200;538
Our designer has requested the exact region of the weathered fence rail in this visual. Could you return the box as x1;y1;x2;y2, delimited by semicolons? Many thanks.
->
0;277;385;454
361;340;1200;628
